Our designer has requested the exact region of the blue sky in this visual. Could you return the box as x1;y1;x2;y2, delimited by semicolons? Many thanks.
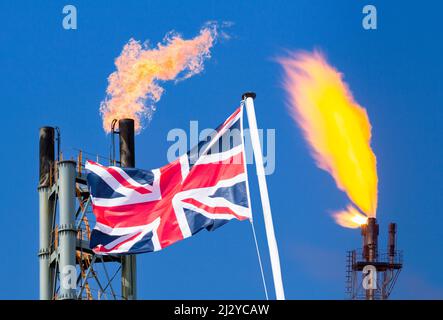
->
0;0;442;299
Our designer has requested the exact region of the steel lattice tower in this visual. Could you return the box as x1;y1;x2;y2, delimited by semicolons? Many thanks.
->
38;120;137;300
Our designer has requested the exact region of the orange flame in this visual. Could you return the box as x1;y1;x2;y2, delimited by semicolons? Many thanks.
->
333;205;368;228
278;50;378;227
100;23;218;133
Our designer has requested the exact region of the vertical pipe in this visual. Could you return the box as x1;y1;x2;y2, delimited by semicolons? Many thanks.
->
58;160;77;300
38;187;55;299
388;223;396;264
119;119;137;300
362;217;378;262
243;92;286;300
361;217;379;300
38;127;55;300
39;127;55;187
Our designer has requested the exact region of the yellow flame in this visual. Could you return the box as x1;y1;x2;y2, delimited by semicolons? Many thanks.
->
278;50;378;226
333;205;368;228
100;23;218;133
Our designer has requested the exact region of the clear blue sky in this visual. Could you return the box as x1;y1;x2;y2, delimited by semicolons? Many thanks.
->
0;0;442;299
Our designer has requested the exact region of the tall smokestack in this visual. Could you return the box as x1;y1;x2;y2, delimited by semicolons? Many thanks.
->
361;217;379;300
347;219;402;300
39;127;55;187
57;160;77;300
119;119;135;167
38;127;56;299
388;223;397;264
362;217;378;262
119;119;137;300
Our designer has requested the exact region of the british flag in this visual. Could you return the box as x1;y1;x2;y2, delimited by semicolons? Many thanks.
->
86;107;251;255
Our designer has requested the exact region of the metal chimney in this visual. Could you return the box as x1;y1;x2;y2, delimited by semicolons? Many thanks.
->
346;218;403;300
39;127;55;187
38;127;55;299
362;217;379;263
361;217;379;300
57;160;77;300
388;223;397;264
119;118;137;300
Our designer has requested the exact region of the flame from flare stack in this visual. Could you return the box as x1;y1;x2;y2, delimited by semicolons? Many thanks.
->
100;23;219;133
333;205;368;228
278;50;378;228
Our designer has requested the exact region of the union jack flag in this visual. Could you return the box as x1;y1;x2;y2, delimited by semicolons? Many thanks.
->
86;107;251;255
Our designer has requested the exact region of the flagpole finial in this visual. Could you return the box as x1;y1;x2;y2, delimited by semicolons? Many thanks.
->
242;92;256;100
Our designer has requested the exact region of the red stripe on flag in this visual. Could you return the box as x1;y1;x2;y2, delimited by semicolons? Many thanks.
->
93;202;159;227
183;156;245;190
181;198;248;221
89;161;152;195
105;167;152;194
93;231;141;254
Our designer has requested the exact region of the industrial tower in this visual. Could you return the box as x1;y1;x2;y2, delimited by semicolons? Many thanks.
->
38;120;137;300
346;218;403;300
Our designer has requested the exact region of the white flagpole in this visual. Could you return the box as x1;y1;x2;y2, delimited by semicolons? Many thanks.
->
242;92;285;300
